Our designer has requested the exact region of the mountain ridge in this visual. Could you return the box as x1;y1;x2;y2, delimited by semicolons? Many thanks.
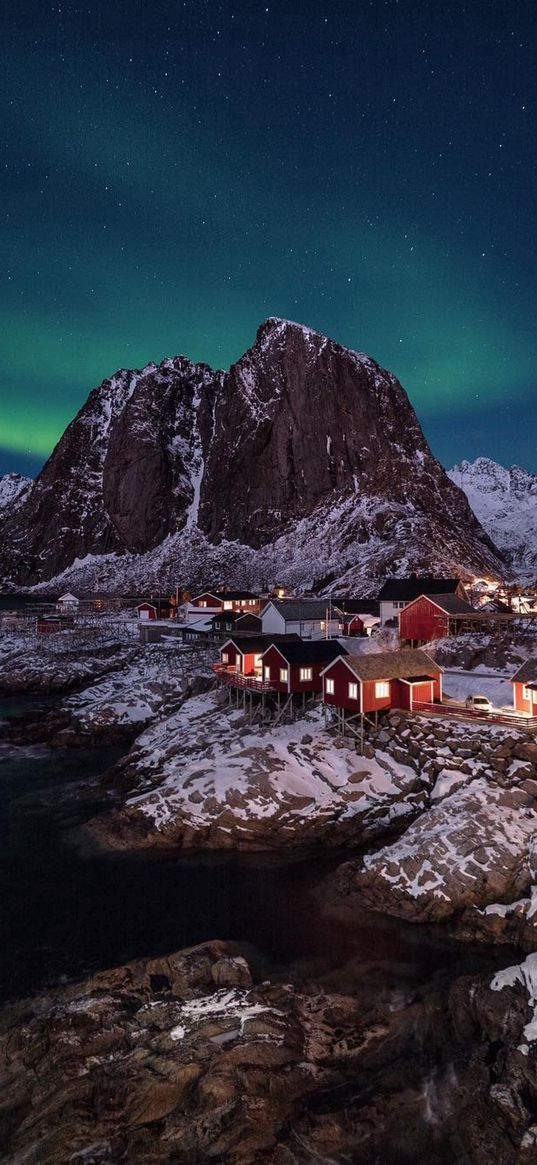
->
448;457;537;579
0;319;505;591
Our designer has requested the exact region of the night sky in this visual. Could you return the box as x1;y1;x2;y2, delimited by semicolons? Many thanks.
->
2;0;536;478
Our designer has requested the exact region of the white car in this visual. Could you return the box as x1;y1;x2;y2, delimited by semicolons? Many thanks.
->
465;693;493;713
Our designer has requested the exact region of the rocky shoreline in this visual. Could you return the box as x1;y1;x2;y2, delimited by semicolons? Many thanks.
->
2;934;537;1164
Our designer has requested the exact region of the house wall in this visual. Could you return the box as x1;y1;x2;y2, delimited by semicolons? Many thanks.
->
513;682;537;715
220;643;241;670
361;679;394;713
380;600;407;624
137;604;156;621
343;615;366;636
260;606;287;635
407;679;435;709
261;646;289;692
399;597;449;643
191;594;224;610
322;660;362;711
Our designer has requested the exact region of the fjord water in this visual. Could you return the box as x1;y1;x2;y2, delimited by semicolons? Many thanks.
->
0;694;510;1005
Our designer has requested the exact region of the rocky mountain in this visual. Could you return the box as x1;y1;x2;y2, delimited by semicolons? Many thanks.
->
449;457;537;579
0;472;31;511
0;318;505;591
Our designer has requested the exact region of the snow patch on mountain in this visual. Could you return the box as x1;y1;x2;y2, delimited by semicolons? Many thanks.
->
0;473;32;510
448;458;537;578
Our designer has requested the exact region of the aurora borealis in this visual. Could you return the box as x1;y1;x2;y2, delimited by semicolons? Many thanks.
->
2;0;536;477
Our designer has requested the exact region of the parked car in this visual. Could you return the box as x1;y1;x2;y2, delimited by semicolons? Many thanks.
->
465;693;493;713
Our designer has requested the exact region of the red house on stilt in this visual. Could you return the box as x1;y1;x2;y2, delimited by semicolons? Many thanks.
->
321;648;442;720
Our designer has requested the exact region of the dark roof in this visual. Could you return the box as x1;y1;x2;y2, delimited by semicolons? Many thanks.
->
235;613;262;629
325;648;441;681
378;577;462;602
331;598;380;616
211;611;238;625
264;599;335;621
262;640;348;664
222;634;301;654
409;593;475;615
511;660;537;684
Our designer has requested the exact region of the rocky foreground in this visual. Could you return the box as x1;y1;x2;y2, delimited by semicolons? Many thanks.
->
2;937;537;1164
330;710;537;945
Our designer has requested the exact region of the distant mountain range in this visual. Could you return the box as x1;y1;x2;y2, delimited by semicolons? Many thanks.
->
449;458;537;580
0;319;506;592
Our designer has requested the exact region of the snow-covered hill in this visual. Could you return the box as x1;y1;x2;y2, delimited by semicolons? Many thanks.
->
448;458;537;579
0;473;31;510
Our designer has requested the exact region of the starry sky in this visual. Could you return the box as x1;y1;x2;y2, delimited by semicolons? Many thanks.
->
2;0;537;478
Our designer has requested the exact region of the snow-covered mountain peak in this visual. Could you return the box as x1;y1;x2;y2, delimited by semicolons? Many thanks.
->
0;473;32;511
449;458;537;577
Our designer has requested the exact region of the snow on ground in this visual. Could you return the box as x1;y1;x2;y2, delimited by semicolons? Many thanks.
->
357;773;537;921
89;693;427;849
442;669;514;710
63;644;212;732
0;629;141;694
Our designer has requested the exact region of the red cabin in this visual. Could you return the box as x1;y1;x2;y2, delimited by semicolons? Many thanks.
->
511;661;537;717
399;593;476;645
260;640;346;694
321;649;442;714
191;590;260;613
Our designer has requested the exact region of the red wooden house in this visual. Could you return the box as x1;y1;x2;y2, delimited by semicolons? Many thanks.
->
136;600;175;621
399;593;476;645
218;635;301;679
191;590;260;613
260;640;346;694
511;661;537;717
321;649;442;714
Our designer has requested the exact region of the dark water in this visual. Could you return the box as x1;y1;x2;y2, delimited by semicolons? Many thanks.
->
0;695;517;1008
0;694;523;1163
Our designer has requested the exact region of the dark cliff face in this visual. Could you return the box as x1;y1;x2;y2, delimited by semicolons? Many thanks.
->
196;318;481;549
0;318;502;586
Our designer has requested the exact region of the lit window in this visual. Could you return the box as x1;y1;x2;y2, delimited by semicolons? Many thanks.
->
264;665;271;682
223;601;233;609
522;685;533;701
320;620;326;629
375;681;390;698
222;652;229;664
299;667;313;682
348;682;358;700
280;668;288;683
325;678;335;695
199;600;207;608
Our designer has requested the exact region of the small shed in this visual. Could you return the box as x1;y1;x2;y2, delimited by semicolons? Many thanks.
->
511;661;537;717
136;600;175;621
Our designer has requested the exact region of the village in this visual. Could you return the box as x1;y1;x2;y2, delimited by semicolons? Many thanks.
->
2;571;537;750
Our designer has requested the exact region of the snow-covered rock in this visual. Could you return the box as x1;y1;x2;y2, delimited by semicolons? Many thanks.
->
87;693;428;850
449;457;537;578
0;472;31;511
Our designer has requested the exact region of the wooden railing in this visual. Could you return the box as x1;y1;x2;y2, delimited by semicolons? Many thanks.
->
413;700;537;730
212;664;274;693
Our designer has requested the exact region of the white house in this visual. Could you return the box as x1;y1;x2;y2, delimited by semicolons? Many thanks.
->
260;599;340;640
56;592;79;612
